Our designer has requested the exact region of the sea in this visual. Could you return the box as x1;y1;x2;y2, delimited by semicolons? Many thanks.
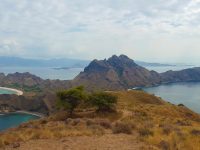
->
0;113;39;131
0;65;200;131
0;67;84;80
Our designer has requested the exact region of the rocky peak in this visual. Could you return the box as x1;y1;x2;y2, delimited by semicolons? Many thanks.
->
107;54;137;68
84;55;138;73
84;59;110;73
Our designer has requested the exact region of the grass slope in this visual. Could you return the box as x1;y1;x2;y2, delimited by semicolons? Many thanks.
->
1;90;200;150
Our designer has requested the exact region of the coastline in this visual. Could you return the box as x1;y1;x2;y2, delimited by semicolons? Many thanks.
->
15;110;45;118
0;87;23;96
0;110;45;118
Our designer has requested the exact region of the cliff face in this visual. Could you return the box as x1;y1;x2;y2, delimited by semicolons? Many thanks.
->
0;93;57;114
72;55;161;90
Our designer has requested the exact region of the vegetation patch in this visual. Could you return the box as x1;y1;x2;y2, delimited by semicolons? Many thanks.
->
112;122;132;134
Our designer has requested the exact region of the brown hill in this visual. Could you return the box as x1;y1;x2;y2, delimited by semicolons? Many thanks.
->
1;90;200;150
72;55;161;90
72;55;200;91
161;67;200;83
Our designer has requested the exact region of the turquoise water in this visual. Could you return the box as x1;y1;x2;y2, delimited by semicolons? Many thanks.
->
0;113;39;131
143;82;200;113
0;88;39;131
0;88;17;95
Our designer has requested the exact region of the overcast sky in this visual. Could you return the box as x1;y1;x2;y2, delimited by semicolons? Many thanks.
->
0;0;200;63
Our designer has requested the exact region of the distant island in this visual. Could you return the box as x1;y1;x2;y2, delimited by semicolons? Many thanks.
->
135;60;176;67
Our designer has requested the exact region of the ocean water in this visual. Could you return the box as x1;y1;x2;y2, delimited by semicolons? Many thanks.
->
0;88;17;95
0;113;39;131
143;82;200;113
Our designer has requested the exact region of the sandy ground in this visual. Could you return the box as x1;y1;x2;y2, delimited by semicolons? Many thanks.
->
0;87;23;96
3;134;147;150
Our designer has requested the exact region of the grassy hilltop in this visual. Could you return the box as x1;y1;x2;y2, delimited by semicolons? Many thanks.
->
1;90;200;150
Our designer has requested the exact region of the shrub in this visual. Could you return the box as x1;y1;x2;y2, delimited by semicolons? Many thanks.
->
158;140;170;150
190;129;200;136
89;92;117;112
112;122;132;134
56;86;87;116
49;111;69;121
138;128;154;137
86;119;111;129
96;119;112;129
176;120;191;126
162;125;172;135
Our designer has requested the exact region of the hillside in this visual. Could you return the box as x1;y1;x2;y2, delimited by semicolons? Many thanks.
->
1;90;200;150
72;55;200;90
72;55;161;90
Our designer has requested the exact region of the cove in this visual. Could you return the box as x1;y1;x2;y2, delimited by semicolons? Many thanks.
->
0;87;39;131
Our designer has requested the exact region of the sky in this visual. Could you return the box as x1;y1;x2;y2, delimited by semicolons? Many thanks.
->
0;0;200;63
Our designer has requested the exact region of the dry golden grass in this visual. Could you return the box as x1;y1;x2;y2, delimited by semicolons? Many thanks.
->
1;90;200;150
111;90;200;150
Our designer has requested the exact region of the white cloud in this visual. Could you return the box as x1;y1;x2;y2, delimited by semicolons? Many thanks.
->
0;0;200;63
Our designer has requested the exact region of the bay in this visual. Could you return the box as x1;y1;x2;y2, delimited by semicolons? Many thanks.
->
0;113;39;131
0;88;39;131
143;82;200;113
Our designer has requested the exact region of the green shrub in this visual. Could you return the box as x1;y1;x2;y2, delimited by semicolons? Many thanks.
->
89;92;117;112
56;86;87;116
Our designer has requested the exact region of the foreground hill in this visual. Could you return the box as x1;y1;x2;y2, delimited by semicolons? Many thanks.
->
1;90;200;150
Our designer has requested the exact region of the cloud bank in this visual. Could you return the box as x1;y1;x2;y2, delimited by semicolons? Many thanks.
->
0;0;200;63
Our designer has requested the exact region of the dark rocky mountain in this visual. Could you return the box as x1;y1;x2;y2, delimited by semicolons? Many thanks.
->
72;55;200;91
72;55;162;90
0;55;200;92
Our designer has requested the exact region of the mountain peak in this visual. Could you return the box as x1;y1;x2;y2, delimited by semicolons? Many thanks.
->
107;54;137;68
73;54;161;90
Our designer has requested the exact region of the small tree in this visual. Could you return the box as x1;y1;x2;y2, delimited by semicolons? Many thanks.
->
89;92;117;112
56;86;87;116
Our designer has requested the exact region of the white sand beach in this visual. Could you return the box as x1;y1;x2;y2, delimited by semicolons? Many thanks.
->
0;87;23;96
15;110;45;118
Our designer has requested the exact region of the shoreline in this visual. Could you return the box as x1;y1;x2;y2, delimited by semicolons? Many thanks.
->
15;110;45;118
0;110;45;118
0;87;23;96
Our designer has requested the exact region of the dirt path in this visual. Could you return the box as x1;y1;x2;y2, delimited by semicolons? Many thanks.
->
3;134;145;150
